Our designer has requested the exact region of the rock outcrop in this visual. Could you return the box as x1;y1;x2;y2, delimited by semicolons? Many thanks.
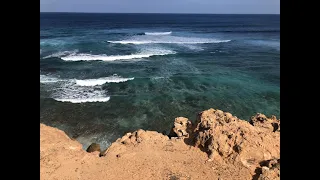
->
168;117;192;138
250;113;280;133
192;109;280;173
40;108;280;180
257;159;280;180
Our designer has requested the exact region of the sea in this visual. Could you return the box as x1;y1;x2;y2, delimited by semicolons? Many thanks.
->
40;13;280;149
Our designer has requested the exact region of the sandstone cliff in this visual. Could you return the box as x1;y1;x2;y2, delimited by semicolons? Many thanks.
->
40;108;280;180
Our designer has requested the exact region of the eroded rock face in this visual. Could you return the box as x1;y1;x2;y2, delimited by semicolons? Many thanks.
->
250;113;280;132
112;129;169;146
192;108;280;173
258;159;280;180
168;117;192;138
193;109;242;159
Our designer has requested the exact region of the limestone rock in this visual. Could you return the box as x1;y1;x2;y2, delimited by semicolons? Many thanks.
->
169;117;192;138
193;109;280;170
258;159;280;180
118;129;169;146
250;113;280;132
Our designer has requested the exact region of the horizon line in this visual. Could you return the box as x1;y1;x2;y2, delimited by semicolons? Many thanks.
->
40;12;280;15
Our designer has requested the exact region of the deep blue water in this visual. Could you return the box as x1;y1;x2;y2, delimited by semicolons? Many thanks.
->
40;13;280;149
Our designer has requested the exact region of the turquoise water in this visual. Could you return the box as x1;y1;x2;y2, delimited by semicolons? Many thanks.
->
40;13;280;149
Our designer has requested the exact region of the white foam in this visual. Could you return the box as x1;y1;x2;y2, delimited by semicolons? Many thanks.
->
54;97;110;103
42;74;132;103
108;39;230;44
51;80;110;103
75;79;110;86
40;75;61;83
62;54;151;61
43;50;78;59
61;50;175;61
145;31;172;35
75;76;134;86
150;76;165;80
108;35;231;45
103;77;134;83
181;44;204;51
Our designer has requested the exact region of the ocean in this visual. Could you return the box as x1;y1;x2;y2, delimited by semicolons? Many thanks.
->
40;13;280;149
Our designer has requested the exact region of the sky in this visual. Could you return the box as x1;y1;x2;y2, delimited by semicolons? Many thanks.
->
40;0;280;14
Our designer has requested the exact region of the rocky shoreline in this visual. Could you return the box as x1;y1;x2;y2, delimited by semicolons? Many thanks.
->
40;108;280;180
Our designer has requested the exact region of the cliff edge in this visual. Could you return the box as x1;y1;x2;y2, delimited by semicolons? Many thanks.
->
40;108;280;180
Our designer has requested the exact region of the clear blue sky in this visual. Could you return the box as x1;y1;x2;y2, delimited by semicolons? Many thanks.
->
40;0;280;14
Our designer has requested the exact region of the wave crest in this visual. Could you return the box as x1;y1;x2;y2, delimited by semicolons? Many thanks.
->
40;75;62;83
41;74;134;103
43;50;78;59
60;50;175;61
54;97;110;103
145;31;172;36
108;36;230;45
75;75;134;86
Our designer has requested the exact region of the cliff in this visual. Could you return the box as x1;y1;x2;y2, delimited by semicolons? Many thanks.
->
40;108;280;180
